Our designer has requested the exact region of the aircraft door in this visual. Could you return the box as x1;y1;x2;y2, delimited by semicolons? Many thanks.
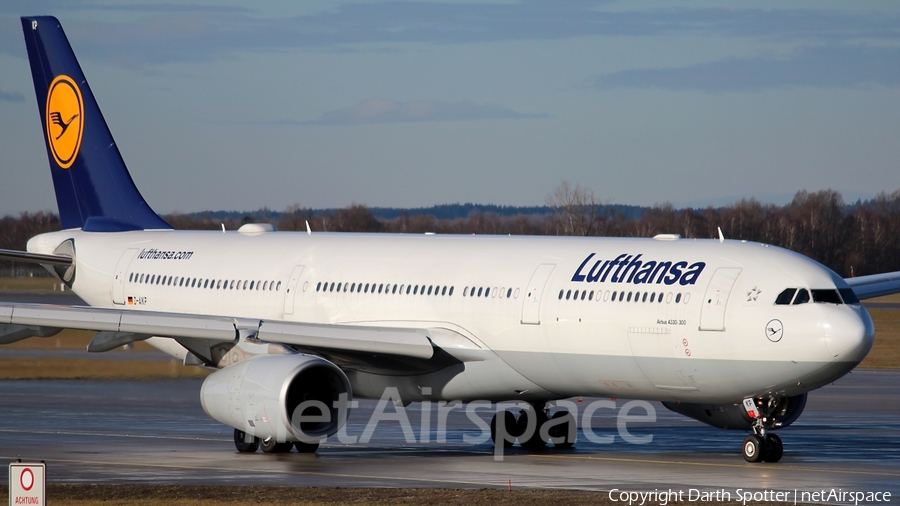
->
111;248;138;305
521;264;555;325
699;267;742;331
283;265;305;315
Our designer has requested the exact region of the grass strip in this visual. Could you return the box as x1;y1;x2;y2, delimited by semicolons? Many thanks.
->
0;484;797;506
0;358;209;380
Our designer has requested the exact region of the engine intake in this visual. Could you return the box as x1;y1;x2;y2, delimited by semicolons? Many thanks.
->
201;354;352;442
662;393;807;431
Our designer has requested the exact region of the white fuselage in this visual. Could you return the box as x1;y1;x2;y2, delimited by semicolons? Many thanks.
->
28;229;874;404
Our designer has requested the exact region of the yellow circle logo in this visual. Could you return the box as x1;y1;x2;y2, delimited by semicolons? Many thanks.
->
45;75;84;169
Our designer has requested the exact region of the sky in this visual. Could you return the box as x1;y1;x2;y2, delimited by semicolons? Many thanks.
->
1;1;899;216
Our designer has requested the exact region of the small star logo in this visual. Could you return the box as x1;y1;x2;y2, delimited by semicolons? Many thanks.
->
747;286;761;301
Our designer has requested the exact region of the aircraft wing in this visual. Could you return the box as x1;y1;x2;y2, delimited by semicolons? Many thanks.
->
0;303;489;372
844;271;900;300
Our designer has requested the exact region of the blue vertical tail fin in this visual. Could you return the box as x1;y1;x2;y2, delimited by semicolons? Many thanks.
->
21;16;171;232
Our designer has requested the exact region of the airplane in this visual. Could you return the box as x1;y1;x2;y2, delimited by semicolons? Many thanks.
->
3;16;900;463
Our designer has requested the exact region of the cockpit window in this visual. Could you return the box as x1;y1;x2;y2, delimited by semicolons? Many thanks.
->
792;289;810;305
775;288;796;305
838;288;860;305
812;289;842;304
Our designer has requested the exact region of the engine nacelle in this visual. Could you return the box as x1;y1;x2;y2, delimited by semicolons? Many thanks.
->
662;393;807;431
201;354;352;442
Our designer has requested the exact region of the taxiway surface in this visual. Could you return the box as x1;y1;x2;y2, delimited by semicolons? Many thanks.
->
1;371;897;496
1;291;898;498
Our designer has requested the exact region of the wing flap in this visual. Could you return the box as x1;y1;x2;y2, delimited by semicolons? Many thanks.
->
258;320;433;360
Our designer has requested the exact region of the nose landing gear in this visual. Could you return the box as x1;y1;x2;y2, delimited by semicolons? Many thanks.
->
741;398;785;463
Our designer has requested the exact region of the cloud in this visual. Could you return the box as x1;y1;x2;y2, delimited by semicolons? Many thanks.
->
265;98;549;126
592;45;900;92
0;88;24;102
2;2;899;67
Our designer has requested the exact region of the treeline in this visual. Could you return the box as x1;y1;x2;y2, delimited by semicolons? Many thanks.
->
3;188;900;278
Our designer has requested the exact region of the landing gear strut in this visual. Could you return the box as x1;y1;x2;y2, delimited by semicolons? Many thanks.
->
741;397;784;463
489;402;576;449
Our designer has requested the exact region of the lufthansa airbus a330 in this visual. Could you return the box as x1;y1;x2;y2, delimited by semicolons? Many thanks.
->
3;17;899;463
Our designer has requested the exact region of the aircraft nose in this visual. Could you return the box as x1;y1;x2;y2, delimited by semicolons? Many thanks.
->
823;307;874;364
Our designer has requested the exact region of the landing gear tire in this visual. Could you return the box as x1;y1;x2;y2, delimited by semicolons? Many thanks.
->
518;408;549;449
260;438;293;453
490;410;519;448
763;434;783;463
294;441;320;453
742;434;765;463
233;429;259;453
547;411;576;449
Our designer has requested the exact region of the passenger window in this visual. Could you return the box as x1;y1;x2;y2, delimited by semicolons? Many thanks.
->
406;285;412;295
588;291;594;301
611;291;617;301
675;293;682;303
838;288;860;304
428;286;432;295
573;290;579;300
775;288;796;305
506;288;511;298
626;292;632;302
276;281;282;291
450;287;455;296
393;285;398;294
413;285;418;295
559;290;564;300
792;289;810;305
477;287;483;297
619;292;625;302
650;292;655;302
441;286;447;296
566;290;571;300
812;289;842;304
216;280;222;289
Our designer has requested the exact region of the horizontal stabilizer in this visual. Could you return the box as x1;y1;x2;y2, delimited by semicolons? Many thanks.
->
0;248;72;266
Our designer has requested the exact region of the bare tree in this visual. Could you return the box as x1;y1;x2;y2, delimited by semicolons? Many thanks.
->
546;181;603;236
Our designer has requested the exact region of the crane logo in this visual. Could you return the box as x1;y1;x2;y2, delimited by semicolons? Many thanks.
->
45;74;84;169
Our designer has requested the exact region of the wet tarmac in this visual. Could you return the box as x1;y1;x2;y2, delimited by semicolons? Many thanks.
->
1;290;898;499
0;371;897;498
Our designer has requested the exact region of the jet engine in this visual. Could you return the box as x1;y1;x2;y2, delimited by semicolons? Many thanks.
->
662;393;807;431
201;354;352;442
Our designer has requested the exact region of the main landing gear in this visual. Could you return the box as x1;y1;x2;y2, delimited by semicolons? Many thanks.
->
233;429;319;454
740;398;785;463
489;402;576;449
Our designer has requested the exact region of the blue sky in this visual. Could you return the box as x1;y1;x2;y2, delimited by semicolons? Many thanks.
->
1;1;898;215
